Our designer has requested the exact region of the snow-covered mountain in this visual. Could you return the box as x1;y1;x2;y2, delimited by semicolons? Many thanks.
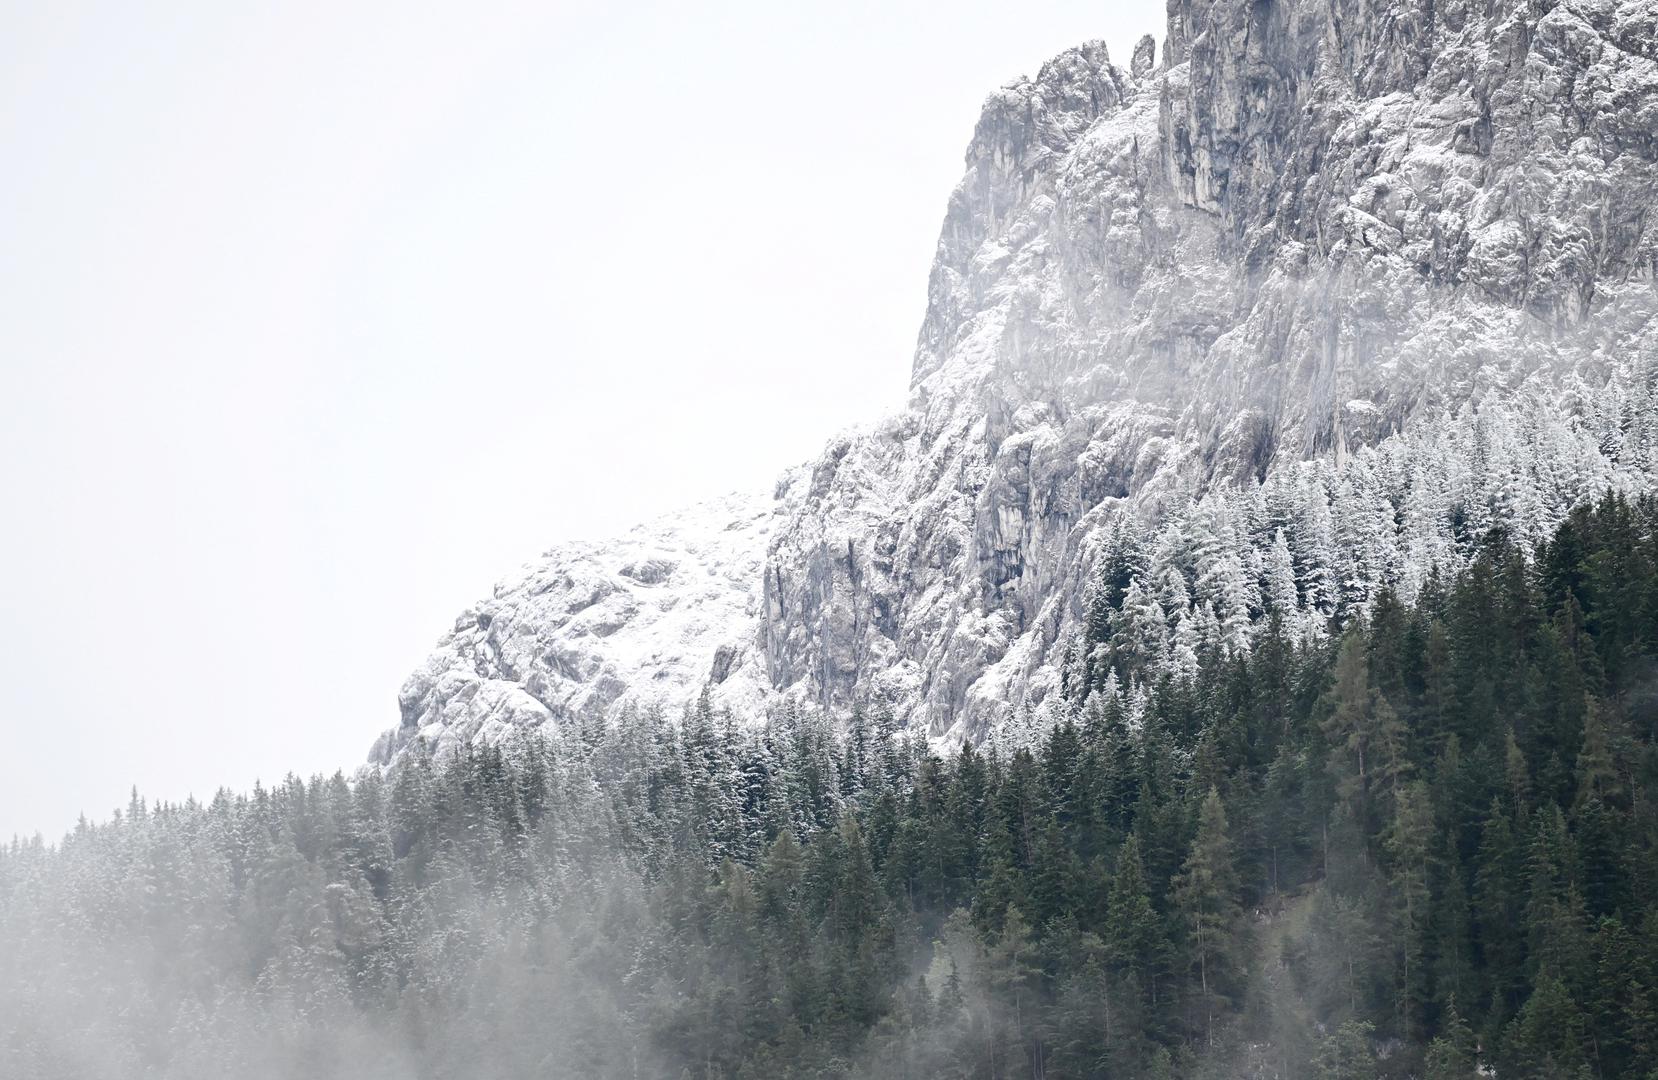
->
374;0;1658;762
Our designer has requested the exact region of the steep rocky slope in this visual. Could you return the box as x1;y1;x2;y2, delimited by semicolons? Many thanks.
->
376;0;1658;761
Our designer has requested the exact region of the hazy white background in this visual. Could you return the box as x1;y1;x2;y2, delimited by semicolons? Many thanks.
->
1;0;1165;839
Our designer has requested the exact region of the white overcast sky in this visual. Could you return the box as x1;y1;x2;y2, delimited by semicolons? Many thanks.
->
0;0;1165;839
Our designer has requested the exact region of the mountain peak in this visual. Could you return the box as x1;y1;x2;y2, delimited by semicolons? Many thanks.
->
377;0;1658;761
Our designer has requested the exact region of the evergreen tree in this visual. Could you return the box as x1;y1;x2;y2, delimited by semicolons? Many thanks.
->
1321;629;1407;858
1173;787;1242;1048
1423;999;1477;1080
1105;831;1166;1012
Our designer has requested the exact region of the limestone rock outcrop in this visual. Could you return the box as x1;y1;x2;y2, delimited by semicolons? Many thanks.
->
374;0;1658;761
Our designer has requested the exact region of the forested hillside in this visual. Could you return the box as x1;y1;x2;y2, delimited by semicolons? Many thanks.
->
6;493;1658;1078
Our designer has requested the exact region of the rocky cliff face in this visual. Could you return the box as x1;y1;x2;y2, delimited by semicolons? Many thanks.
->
376;0;1658;761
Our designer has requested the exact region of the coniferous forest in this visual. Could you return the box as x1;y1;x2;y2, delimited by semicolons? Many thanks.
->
6;494;1658;1079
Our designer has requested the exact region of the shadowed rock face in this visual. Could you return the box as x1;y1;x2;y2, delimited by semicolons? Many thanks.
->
377;0;1658;761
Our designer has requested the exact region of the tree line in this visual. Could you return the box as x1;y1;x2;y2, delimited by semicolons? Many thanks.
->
4;492;1658;1078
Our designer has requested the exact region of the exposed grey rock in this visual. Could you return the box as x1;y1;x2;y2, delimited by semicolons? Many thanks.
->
1132;34;1157;81
373;493;784;761
377;0;1658;759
